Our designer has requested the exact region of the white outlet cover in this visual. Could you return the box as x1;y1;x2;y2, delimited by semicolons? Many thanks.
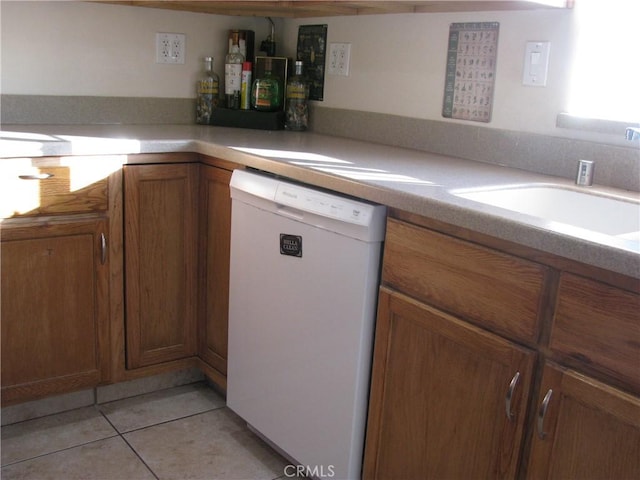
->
328;43;351;76
156;33;185;64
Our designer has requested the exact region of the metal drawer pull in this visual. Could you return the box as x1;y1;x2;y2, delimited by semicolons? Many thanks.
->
100;233;107;265
18;173;54;180
505;371;521;421
537;389;553;440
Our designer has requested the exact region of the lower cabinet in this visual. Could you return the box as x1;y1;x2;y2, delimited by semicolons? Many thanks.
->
124;163;198;369
364;215;640;479
364;287;536;479
526;363;640;479
198;164;235;385
1;218;110;404
525;271;640;479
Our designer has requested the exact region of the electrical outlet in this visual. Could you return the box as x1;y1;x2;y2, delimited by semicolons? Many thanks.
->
156;33;185;64
328;43;351;76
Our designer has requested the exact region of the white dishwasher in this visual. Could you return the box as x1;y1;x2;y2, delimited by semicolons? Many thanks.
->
227;169;386;480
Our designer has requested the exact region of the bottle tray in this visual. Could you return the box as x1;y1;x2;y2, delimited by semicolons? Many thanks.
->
209;108;284;130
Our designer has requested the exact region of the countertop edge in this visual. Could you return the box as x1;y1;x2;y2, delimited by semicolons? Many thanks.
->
2;125;639;281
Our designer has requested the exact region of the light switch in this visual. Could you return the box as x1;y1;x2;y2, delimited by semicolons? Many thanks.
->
530;51;541;65
523;41;550;86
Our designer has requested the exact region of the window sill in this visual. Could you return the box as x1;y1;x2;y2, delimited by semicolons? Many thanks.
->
556;113;640;148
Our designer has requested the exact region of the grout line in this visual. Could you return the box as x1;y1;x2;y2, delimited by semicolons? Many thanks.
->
1;384;229;477
99;410;160;480
96;379;209;406
97;404;229;480
103;403;228;436
0;402;99;429
0;433;120;469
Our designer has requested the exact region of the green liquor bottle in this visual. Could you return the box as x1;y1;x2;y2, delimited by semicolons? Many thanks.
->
251;57;281;112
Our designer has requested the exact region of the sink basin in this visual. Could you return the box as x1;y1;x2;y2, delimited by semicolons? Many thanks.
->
452;185;640;238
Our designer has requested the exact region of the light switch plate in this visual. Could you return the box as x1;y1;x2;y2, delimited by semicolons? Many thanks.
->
523;41;550;86
328;43;351;76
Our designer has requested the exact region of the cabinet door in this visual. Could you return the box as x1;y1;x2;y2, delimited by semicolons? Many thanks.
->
198;165;233;383
364;288;536;480
526;364;640;479
124;163;198;368
1;219;110;404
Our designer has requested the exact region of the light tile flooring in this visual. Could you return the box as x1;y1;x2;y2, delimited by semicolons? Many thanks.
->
1;382;297;480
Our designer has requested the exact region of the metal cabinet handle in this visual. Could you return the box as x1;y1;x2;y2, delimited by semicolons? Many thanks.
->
537;389;553;439
100;233;107;265
505;371;521;421
18;173;54;180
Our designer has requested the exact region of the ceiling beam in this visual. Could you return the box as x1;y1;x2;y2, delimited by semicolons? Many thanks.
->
89;0;572;18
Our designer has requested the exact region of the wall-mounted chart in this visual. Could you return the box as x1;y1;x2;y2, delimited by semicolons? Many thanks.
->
443;22;499;123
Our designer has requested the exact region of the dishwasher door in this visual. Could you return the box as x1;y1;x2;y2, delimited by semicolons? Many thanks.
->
227;170;386;480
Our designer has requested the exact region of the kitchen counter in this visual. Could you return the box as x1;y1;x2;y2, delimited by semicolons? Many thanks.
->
2;124;639;279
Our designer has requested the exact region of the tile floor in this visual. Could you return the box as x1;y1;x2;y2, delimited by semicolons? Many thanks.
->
1;382;298;480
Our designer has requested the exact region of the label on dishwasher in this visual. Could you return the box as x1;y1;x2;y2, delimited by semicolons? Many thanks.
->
280;234;302;257
275;184;372;226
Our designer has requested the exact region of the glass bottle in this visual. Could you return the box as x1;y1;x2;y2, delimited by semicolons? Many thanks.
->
251;57;281;112
285;61;309;131
225;33;244;109
196;56;219;124
240;61;253;110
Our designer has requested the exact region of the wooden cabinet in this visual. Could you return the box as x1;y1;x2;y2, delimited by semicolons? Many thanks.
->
124;163;198;369
526;364;640;479
382;218;548;344
0;156;117;405
197;164;235;387
550;272;640;391
364;217;545;479
365;214;640;480
0;157;109;219
364;288;536;479
524;273;640;479
1;219;111;405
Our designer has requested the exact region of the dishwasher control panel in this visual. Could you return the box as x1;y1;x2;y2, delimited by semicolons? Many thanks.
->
275;183;373;226
230;169;387;242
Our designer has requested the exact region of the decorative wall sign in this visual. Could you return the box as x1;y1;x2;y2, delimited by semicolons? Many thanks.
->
296;24;328;101
442;22;499;123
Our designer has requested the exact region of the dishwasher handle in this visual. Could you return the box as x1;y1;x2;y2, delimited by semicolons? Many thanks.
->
276;204;305;221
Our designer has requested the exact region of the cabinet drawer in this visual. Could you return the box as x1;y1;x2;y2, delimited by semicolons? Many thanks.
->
0;157;110;218
382;218;548;343
551;273;640;390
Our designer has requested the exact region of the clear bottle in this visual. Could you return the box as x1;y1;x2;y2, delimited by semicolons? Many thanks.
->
240;62;252;110
196;56;220;124
251;57;281;112
285;61;309;131
225;32;244;109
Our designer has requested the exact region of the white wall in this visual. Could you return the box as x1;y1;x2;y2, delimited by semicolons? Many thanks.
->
280;9;574;136
2;1;575;136
0;1;272;98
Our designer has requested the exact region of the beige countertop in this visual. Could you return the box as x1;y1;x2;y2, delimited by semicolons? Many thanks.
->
2;124;639;279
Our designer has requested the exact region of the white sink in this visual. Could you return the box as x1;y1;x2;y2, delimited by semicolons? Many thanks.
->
452;185;640;238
